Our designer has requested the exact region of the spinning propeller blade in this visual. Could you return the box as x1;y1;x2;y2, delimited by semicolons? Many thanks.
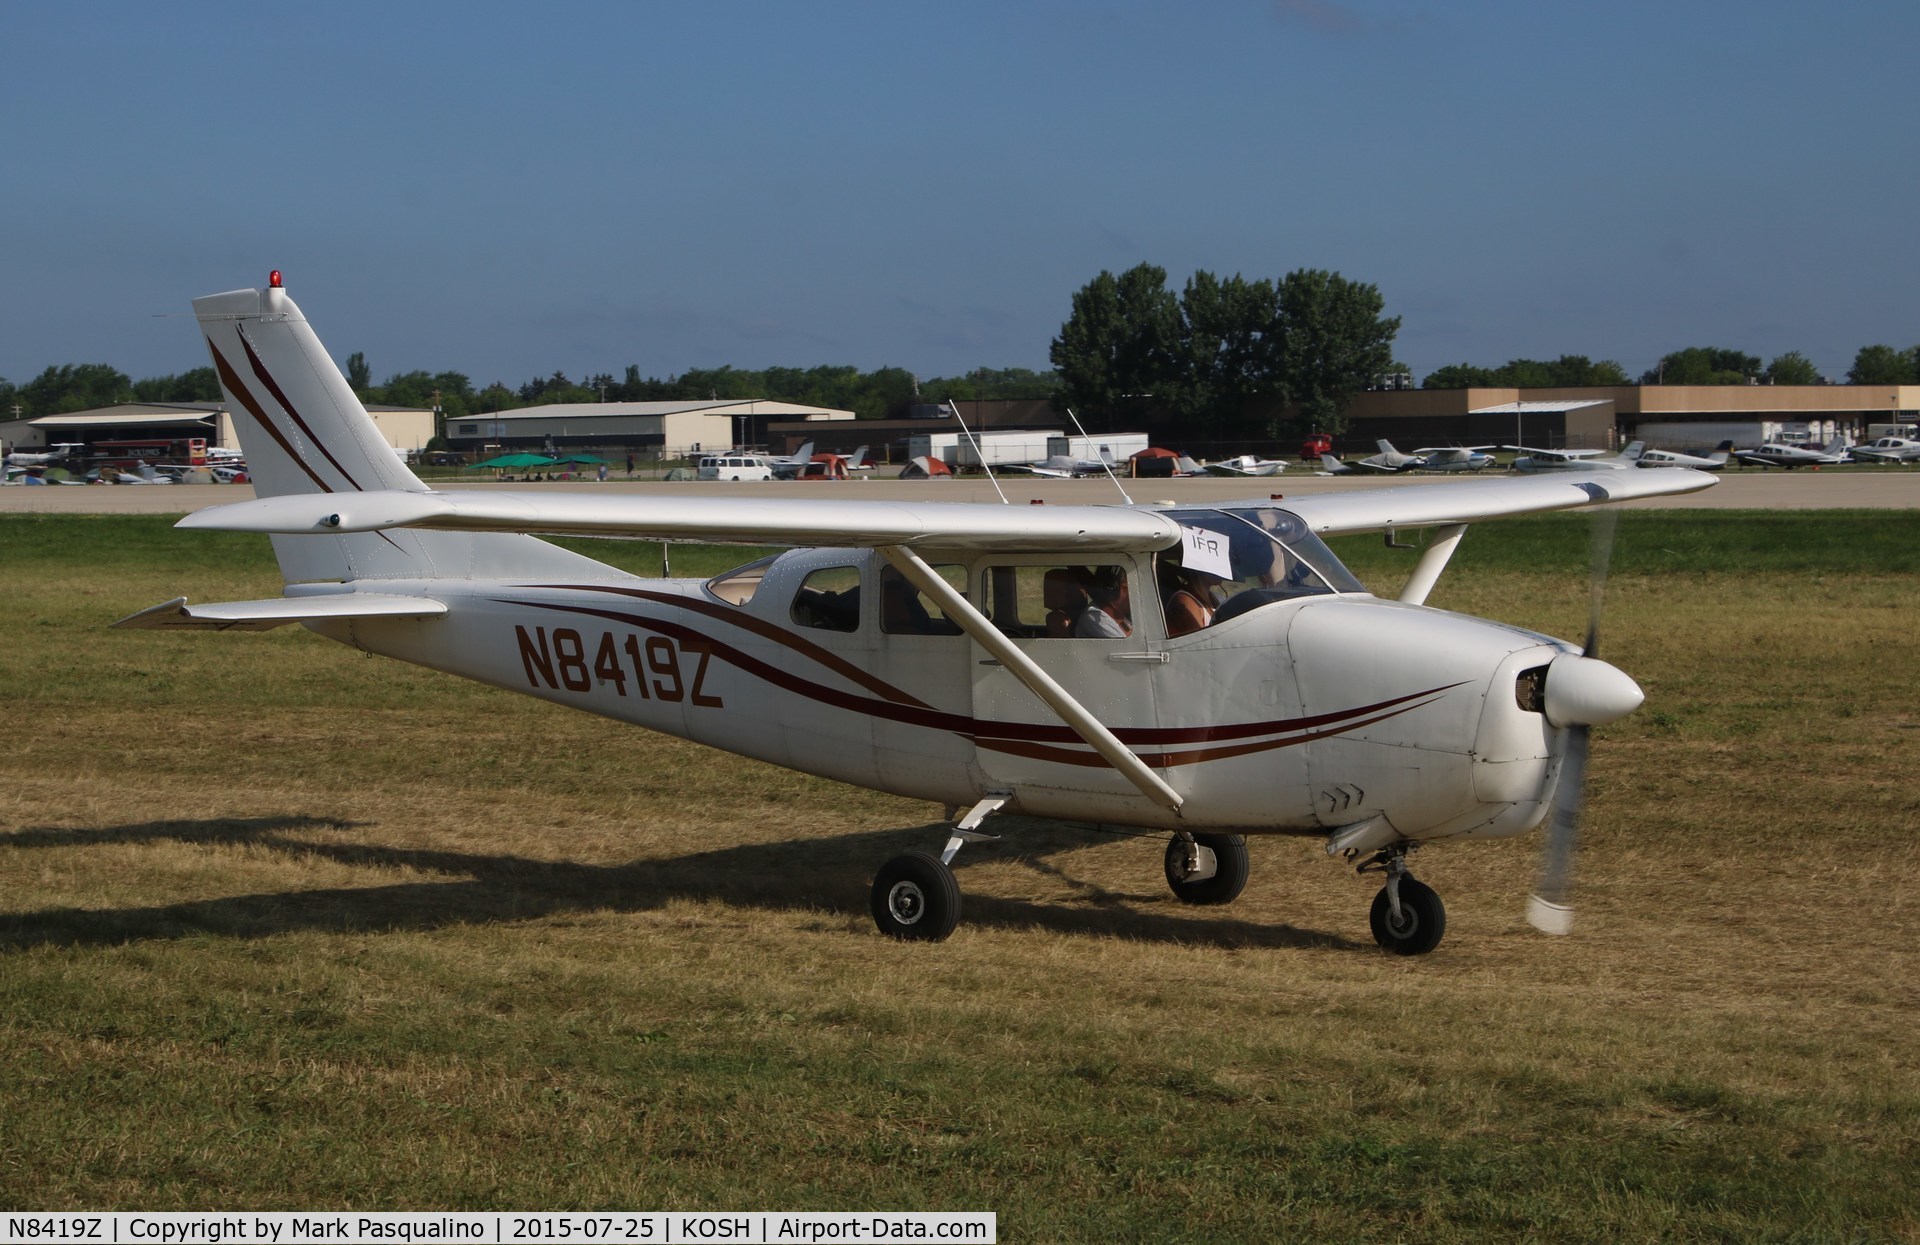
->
1527;508;1619;935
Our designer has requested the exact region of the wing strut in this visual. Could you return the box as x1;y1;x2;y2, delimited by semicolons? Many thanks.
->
1396;524;1468;607
875;546;1184;813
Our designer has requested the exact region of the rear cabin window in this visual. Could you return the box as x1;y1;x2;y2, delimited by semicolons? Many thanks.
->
877;564;967;635
983;564;1134;639
706;554;779;607
791;566;863;632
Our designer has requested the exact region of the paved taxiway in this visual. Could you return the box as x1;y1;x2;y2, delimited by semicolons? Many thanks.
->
2;469;1913;517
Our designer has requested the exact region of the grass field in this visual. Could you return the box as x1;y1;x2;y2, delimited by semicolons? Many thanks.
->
1;512;1916;1241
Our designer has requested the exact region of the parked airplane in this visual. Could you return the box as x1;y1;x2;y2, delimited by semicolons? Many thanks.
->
766;442;819;480
795;448;869;481
3;442;85;468
1204;454;1290;477
1847;436;1920;464
120;275;1717;955
1509;442;1646;472
1411;445;1497;471
102;461;175;484
1733;436;1850;469
1634;441;1733;470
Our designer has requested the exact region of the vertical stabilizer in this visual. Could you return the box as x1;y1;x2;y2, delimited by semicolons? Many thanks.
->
194;277;621;585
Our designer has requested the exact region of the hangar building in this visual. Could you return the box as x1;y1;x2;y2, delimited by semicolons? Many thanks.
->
444;400;852;458
0;400;434;458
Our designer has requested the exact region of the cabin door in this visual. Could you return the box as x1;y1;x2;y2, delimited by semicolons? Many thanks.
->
968;559;1165;814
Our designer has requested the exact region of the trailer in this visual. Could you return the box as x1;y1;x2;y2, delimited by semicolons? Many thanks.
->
1046;433;1150;465
908;429;1063;469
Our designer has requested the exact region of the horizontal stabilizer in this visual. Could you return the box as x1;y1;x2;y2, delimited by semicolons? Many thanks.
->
113;594;448;632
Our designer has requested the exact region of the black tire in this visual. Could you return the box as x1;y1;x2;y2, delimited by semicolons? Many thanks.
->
1369;877;1447;955
871;851;961;941
1163;832;1250;905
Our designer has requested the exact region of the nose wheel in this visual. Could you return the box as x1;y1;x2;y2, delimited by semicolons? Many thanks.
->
1357;844;1447;955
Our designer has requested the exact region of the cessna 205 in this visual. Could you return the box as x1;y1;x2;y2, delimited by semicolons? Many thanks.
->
117;276;1717;954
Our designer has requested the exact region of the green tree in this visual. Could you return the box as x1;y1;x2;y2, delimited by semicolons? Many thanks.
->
1643;347;1761;385
1422;363;1500;389
1846;344;1917;385
1266;268;1399;436
1050;264;1184;426
517;371;597;405
1179;271;1280;436
19;363;132;415
373;370;476;419
345;352;372;391
131;367;219;402
1764;351;1821;385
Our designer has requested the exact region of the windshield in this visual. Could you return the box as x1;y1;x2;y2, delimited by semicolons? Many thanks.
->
1162;506;1364;624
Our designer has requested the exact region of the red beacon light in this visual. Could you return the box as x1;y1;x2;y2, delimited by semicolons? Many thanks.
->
268;270;283;288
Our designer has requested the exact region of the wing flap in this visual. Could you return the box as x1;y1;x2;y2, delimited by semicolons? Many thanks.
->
177;490;1184;553
113;594;449;632
1280;469;1716;536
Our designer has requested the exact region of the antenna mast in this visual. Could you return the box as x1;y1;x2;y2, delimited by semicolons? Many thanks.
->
1066;408;1133;505
949;401;1009;505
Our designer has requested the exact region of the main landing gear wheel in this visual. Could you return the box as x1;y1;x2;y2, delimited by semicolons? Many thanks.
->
871;851;961;942
1164;832;1250;906
1369;877;1446;955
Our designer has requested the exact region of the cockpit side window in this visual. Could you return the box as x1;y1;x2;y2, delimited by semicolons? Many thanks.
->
1169;507;1363;626
878;564;967;635
791;565;863;632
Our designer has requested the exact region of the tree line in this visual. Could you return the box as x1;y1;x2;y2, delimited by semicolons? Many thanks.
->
1424;345;1920;389
6;294;1916;428
0;355;1057;426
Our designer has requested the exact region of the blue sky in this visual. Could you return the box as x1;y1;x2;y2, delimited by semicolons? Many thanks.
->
3;1;1915;391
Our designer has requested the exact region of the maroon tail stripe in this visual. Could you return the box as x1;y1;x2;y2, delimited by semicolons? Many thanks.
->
209;338;333;494
237;327;366;492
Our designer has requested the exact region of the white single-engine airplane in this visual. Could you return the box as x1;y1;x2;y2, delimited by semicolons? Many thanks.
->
1635;441;1733;470
1204;454;1290;478
1508;441;1646;472
118;276;1717;954
1733;436;1850;469
1847;436;1920;464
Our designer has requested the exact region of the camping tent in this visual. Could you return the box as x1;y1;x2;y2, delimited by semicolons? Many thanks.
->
470;453;559;470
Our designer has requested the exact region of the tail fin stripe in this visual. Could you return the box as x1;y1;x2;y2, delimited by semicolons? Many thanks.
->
237;326;368;492
209;338;335;494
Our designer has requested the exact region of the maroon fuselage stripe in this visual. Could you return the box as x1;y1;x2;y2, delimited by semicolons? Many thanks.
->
525;583;934;710
534;584;1461;743
504;594;1456;765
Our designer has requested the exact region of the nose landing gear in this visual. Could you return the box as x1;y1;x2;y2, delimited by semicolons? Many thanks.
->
1357;843;1447;955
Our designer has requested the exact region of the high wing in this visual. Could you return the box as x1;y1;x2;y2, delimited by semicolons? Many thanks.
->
1503;444;1604;461
177;490;1184;553
1275;468;1714;537
178;469;1712;551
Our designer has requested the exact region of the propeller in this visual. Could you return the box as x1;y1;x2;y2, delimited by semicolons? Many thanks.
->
1527;508;1622;936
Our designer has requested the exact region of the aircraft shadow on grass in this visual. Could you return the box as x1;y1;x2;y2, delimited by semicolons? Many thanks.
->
0;814;1365;953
